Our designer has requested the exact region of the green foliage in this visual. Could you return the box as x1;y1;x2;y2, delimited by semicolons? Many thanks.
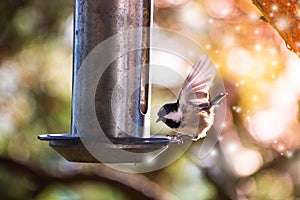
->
0;0;72;56
0;167;35;200
37;183;128;200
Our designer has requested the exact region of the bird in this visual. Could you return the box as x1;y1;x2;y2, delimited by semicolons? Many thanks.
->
156;54;227;141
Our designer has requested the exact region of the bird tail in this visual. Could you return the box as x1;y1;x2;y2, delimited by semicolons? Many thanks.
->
211;93;227;106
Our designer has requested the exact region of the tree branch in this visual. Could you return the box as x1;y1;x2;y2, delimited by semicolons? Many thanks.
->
252;0;300;56
0;157;169;200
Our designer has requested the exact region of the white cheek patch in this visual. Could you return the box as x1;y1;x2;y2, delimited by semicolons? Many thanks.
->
164;111;182;123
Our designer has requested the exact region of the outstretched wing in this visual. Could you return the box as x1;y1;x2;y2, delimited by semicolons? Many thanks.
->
177;55;216;108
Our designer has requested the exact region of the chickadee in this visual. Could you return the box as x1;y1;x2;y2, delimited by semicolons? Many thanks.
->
156;55;226;141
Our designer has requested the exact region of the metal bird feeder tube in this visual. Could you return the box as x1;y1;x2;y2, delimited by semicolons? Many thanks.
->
72;0;150;138
38;0;178;163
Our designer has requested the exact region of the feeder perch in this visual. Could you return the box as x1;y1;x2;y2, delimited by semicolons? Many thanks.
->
38;0;180;163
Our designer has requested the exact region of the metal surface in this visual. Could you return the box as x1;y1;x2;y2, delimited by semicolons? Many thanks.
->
73;0;150;138
38;134;180;163
38;0;178;163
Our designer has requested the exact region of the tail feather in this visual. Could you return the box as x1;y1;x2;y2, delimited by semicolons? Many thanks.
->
211;93;227;106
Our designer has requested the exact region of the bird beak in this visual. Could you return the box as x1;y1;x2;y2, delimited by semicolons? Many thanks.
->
156;117;162;122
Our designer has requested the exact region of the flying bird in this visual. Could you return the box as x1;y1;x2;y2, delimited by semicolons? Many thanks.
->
156;54;226;141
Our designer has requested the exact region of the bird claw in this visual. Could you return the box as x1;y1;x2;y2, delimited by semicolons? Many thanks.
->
166;134;198;143
166;134;184;144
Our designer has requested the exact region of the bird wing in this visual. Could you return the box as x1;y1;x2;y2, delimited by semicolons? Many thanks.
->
177;55;216;109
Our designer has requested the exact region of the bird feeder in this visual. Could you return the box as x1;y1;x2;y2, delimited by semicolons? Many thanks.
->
38;0;180;163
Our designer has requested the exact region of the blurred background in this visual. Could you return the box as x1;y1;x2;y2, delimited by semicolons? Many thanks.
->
1;0;300;199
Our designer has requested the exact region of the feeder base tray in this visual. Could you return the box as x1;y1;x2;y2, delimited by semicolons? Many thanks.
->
38;134;181;163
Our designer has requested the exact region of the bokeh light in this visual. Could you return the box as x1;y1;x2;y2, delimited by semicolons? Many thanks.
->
155;0;190;8
232;148;263;177
248;110;286;142
227;47;253;75
205;0;235;19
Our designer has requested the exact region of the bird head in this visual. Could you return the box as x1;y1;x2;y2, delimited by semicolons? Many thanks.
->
156;106;167;122
156;102;181;128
